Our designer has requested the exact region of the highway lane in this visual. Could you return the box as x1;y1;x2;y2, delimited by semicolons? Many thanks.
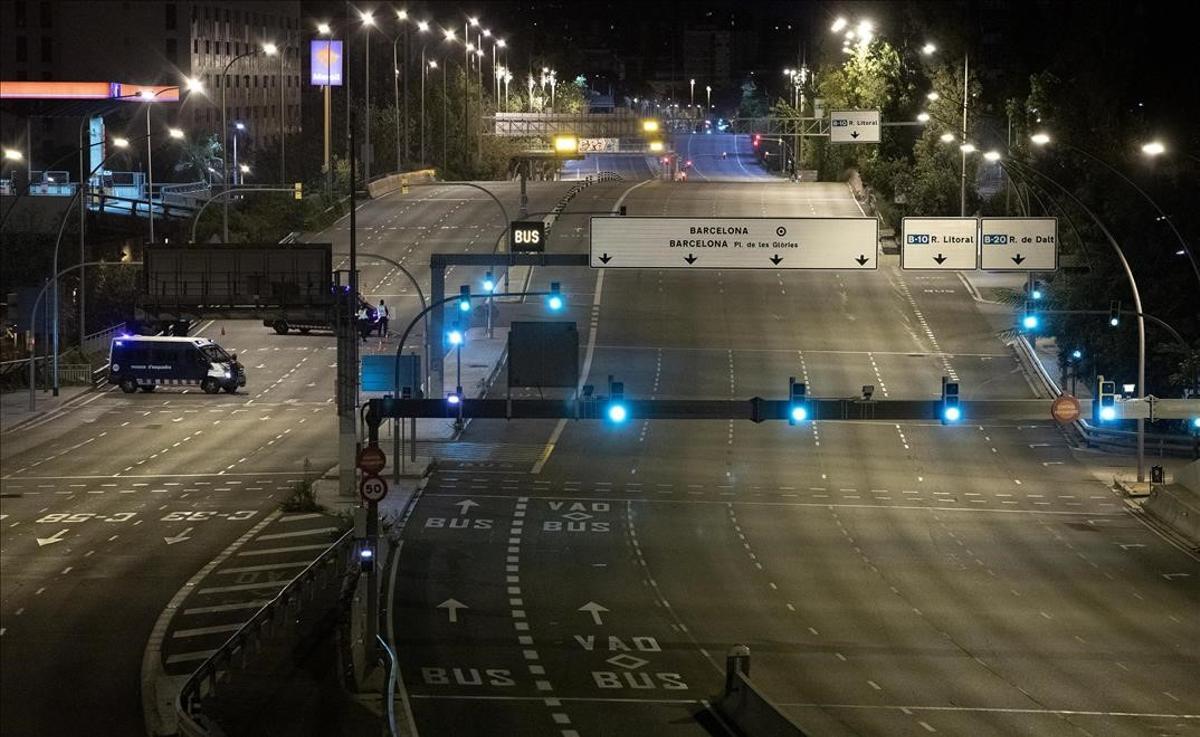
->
391;142;1199;736
0;178;580;735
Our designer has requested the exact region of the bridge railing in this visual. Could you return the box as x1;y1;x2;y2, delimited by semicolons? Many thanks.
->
175;529;355;737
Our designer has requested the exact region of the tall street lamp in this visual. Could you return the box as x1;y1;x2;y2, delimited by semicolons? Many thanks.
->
1030;133;1199;289
706;85;711;110
233;122;245;184
392;9;412;171
360;10;375;182
221;43;276;241
422;57;436;166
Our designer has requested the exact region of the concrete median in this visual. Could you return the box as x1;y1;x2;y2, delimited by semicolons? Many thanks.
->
715;645;811;737
1144;461;1200;547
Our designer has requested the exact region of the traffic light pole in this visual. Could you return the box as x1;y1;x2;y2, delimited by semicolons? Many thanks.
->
427;252;588;400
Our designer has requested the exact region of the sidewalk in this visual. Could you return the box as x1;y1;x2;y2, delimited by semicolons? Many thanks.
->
313;324;510;519
0;384;95;434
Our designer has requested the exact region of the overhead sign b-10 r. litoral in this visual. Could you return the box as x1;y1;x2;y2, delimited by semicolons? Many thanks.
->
590;217;878;270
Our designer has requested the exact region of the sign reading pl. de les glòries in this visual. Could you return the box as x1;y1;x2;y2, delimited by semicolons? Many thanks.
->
590;217;878;270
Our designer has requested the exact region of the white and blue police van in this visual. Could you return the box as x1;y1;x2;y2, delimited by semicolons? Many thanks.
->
109;335;246;394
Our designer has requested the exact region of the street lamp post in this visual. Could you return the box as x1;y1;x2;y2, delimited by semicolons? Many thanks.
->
706;85;711;111
421;56;434;166
690;78;695;111
361;11;375;183
1005;157;1150;482
221;46;274;241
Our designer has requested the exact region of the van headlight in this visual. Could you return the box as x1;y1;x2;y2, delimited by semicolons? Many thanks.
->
224;371;232;379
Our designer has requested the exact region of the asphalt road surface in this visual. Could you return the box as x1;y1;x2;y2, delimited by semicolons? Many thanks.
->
389;135;1199;737
0;177;578;736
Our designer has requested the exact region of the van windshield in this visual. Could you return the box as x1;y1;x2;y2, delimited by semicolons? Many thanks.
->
200;344;232;364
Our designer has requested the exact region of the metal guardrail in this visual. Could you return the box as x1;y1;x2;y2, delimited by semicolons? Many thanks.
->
1012;336;1194;455
175;530;355;737
82;322;127;356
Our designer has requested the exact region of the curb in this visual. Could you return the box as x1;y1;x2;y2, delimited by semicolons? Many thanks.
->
140;510;283;737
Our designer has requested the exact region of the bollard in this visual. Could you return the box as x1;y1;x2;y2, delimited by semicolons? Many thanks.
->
725;644;751;695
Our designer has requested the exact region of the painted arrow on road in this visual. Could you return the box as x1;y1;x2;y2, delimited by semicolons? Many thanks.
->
769;254;783;265
599;253;612;264
684;254;698;265
855;254;870;266
437;598;468;623
36;528;69;547
163;527;194;545
579;601;609;626
933;253;948;265
455;500;479;515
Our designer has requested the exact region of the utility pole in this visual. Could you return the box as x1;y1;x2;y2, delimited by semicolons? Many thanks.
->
959;52;969;217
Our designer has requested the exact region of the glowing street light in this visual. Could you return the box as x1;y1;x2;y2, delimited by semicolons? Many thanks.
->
983;150;1001;162
186;77;204;93
922;42;937;55
112;137;130;148
3;149;23;161
1030;132;1051;146
926;91;939;101
831;17;848;32
917;112;930;123
959;143;976;153
1141;141;1165;156
939;132;955;143
168;128;185;139
317;22;331;34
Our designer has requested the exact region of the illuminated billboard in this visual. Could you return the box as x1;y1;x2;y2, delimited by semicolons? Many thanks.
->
311;40;343;86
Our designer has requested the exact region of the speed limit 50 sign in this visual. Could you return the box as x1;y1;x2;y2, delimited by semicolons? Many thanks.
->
360;474;388;503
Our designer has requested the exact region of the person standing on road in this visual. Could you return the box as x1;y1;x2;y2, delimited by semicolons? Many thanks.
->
357;303;370;343
378;299;390;337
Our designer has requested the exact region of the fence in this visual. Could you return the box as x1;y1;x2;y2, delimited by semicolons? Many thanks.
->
175;530;355;737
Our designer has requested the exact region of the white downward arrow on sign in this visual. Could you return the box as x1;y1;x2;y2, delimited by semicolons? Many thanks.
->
36;528;70;547
437;598;468;623
579;601;609;626
163;527;194;545
455;500;479;515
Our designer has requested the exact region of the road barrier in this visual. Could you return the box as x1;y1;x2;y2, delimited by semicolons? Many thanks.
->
366;169;437;199
1011;336;1195;456
715;645;811;737
175;530;355;737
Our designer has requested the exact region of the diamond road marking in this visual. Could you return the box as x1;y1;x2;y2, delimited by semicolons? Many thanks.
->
605;653;649;671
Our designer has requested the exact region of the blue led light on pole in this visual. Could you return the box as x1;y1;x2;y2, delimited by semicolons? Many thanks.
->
1094;376;1118;422
941;376;961;424
1020;301;1039;332
1108;300;1120;327
547;281;564;311
606;377;627;423
458;284;472;312
788;377;808;424
482;272;495;292
447;328;464;346
1071;349;1083;360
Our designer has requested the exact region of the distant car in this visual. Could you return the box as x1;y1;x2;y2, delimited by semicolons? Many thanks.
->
674;170;688;182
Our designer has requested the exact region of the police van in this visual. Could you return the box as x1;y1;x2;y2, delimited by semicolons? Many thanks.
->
109;336;246;394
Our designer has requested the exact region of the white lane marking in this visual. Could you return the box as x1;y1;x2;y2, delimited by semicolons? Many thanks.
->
172;623;245;639
181;601;271;616
234;543;331;557
254;526;338;541
165;650;218;665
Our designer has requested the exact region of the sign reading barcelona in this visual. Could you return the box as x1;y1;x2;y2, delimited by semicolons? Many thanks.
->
311;40;344;86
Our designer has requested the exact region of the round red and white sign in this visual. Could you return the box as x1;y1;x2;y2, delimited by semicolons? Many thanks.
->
360;474;388;503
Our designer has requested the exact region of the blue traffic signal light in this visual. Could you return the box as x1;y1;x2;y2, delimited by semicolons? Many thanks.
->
606;378;627;423
941;377;961;424
447;328;464;346
1020;301;1039;331
1108;301;1120;327
1095;378;1117;422
788;377;809;425
1191;416;1200;431
547;281;564;311
1071;349;1083;360
483;272;495;293
459;285;472;312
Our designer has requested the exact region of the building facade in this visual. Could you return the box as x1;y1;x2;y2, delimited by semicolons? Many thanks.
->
1;0;301;178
